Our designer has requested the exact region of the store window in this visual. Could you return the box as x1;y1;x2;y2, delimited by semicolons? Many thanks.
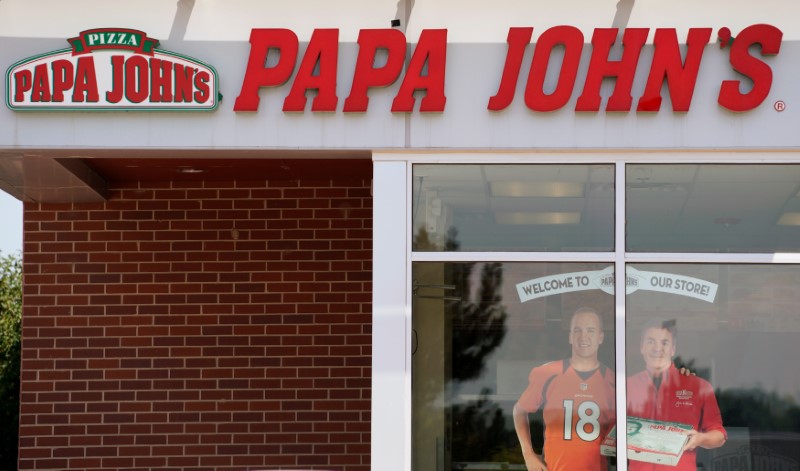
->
411;163;619;470
625;263;800;470
626;164;800;253
412;164;615;252
412;262;616;471
623;164;800;470
409;161;800;471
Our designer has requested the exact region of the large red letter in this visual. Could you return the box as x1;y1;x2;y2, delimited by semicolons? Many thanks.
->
31;64;52;102
174;64;195;103
576;28;649;112
525;26;584;112
488;27;533;111
234;29;299;111
392;29;447;112
283;29;339;112
343;29;406;112
73;56;99;103
51;60;74;103
637;28;711;112
13;70;32;103
194;71;210;103
149;58;173;102
125;56;149;103
718;24;782;112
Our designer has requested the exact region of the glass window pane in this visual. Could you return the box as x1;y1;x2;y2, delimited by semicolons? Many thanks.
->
627;164;800;252
625;264;800;470
412;262;616;471
413;165;615;252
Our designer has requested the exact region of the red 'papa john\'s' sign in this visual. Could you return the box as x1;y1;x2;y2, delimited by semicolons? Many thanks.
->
6;28;220;111
233;24;782;113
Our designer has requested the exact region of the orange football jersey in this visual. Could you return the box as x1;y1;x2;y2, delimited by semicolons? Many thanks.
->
518;359;616;471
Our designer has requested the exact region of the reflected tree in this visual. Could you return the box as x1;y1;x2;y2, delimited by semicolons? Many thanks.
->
414;226;508;381
414;226;461;252
451;390;524;466
717;388;800;432
446;229;513;463
450;260;508;381
668;358;800;433
414;227;515;466
713;387;800;469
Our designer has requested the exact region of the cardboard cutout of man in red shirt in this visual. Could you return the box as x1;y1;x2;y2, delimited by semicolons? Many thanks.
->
627;319;727;471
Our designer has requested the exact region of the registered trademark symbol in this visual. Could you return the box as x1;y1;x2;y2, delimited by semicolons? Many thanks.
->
775;100;786;112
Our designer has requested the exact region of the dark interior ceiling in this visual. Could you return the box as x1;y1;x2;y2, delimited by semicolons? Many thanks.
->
0;149;373;202
83;157;373;183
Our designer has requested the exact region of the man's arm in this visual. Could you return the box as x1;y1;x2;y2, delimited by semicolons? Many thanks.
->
682;429;726;451
684;379;727;451
513;402;548;471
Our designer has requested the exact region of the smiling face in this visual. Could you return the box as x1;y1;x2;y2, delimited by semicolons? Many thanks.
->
640;327;676;373
569;310;604;360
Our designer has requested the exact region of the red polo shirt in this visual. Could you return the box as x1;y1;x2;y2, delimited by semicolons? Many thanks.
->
626;364;727;471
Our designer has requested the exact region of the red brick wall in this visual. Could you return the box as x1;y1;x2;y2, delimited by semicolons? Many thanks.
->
20;178;372;471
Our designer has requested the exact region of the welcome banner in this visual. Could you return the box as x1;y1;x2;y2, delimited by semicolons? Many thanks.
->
516;266;718;303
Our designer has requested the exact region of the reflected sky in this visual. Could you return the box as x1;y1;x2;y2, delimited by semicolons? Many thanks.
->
0;192;21;255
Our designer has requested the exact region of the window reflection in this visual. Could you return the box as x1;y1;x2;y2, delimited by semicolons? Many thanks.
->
412;262;616;471
627;165;800;252
412;165;614;252
626;264;800;470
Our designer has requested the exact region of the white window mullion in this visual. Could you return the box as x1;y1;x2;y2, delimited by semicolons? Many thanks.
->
404;160;414;471
625;252;800;264
372;158;410;471
615;161;628;471
411;251;615;263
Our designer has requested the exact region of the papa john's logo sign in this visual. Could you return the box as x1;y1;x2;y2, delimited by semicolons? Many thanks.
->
233;24;782;114
5;28;220;111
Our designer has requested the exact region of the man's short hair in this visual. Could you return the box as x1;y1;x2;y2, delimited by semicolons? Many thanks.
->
640;318;678;344
571;307;603;331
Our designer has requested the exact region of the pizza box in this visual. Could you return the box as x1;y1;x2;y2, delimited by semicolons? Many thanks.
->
600;417;693;466
600;425;617;457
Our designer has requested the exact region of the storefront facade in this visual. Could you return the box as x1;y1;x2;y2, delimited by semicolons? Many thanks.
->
2;1;800;471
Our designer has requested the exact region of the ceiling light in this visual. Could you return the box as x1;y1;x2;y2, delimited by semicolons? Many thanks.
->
627;183;688;192
714;217;741;227
496;212;581;225
777;212;800;226
490;181;584;198
178;167;204;174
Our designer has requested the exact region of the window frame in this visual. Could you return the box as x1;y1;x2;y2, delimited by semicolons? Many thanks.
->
371;152;800;471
